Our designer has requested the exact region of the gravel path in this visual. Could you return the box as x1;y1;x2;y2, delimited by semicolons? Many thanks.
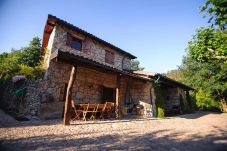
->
0;111;227;151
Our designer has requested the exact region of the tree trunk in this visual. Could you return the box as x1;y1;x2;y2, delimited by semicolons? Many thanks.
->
63;65;77;125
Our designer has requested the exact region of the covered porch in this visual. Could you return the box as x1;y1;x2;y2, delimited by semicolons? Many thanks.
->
47;49;153;124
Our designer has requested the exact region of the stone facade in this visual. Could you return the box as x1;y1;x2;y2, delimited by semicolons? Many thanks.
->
162;87;188;114
0;22;153;120
41;60;153;119
48;25;132;71
35;23;153;119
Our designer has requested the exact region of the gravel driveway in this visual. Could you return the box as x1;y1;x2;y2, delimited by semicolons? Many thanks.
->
0;111;227;151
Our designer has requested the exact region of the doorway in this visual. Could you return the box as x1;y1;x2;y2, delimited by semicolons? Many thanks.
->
102;86;116;103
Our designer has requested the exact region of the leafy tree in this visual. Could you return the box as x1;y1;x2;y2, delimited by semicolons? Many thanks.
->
200;0;227;30
18;37;41;67
180;52;227;110
0;37;44;81
179;0;227;111
131;59;144;71
188;27;227;62
165;69;182;81
0;50;20;80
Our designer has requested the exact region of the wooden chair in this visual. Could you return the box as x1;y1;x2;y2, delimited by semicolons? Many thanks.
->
81;104;100;121
71;100;83;120
81;104;90;121
99;103;107;119
88;104;99;120
101;102;114;119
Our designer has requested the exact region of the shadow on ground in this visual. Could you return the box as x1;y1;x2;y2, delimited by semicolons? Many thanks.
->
177;111;222;119
0;126;226;151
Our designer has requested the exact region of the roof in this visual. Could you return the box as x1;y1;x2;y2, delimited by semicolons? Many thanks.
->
42;14;136;59
133;71;194;90
50;49;151;82
133;71;156;77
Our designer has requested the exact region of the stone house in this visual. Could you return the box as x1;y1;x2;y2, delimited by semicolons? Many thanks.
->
38;14;193;119
40;14;154;119
0;14;193;120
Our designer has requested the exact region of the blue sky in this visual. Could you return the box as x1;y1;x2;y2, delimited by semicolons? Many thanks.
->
0;0;208;73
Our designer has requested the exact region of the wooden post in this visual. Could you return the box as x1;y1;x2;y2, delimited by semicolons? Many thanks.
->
115;74;121;119
63;65;77;125
150;87;156;117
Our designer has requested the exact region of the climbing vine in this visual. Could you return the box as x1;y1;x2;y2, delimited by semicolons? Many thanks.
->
152;81;165;118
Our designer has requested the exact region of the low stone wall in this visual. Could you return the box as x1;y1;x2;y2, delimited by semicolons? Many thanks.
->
0;79;42;120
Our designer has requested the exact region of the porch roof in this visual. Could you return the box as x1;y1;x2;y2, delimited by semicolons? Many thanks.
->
50;49;152;82
154;74;194;90
133;71;194;90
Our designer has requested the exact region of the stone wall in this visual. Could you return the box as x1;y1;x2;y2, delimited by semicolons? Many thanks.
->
161;87;188;114
119;76;153;116
42;61;152;118
49;24;132;71
44;61;118;104
162;88;180;112
0;79;43;120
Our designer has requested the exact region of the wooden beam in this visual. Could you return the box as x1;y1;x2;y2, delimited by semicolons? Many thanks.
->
47;22;55;27
63;65;78;125
115;74;121;119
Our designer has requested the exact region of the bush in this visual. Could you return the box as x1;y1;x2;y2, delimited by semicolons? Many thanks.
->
196;89;220;111
18;63;44;79
157;107;165;118
154;84;165;117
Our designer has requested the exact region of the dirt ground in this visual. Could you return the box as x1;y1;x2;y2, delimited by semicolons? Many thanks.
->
0;111;227;151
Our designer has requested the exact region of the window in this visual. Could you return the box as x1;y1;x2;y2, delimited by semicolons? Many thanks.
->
66;33;82;51
105;50;114;64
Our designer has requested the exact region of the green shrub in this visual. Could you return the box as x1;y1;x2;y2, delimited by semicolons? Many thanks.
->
18;63;44;79
196;89;220;111
157;107;165;117
154;84;165;117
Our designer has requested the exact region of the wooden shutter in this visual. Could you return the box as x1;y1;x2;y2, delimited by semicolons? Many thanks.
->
105;50;114;64
66;33;72;46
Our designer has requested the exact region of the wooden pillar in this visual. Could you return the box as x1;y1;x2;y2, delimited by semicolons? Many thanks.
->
115;74;121;119
150;87;156;117
63;65;77;125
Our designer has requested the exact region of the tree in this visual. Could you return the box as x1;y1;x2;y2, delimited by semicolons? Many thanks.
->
165;69;182;81
18;37;41;67
200;0;227;30
131;59;144;71
179;0;227;111
0;37;43;81
180;29;226;111
187;27;227;62
180;55;226;105
0;50;20;80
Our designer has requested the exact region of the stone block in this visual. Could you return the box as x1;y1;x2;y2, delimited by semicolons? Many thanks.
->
40;102;64;120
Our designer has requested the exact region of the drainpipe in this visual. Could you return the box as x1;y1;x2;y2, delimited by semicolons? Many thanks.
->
149;74;161;117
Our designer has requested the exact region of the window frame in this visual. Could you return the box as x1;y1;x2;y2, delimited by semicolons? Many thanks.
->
105;50;115;65
66;33;82;51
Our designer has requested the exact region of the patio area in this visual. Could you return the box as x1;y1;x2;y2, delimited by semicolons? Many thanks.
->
0;111;227;151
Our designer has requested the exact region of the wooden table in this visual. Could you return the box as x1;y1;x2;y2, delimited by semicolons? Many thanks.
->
71;102;114;121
